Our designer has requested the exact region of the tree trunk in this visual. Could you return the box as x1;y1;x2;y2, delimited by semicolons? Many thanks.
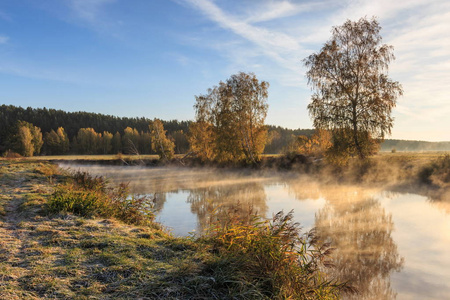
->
352;101;364;159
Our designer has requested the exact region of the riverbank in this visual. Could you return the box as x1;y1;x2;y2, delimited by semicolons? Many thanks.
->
0;160;349;299
26;151;450;199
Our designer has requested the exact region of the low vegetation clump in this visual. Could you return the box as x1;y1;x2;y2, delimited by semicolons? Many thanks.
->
199;210;353;299
2;149;23;158
419;154;450;186
47;170;155;226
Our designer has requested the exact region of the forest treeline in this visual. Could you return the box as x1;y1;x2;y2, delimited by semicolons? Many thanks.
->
2;105;449;158
0;104;314;156
381;140;450;152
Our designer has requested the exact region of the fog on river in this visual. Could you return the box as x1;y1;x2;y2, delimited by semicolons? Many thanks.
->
60;164;450;300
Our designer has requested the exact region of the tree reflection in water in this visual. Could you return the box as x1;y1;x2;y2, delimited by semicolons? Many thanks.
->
187;182;268;232
314;187;404;300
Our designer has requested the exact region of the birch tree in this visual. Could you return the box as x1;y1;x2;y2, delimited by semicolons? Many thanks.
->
149;119;175;160
304;17;403;159
192;72;269;163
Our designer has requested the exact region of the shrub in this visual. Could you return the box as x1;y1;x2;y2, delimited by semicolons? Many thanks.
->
2;150;23;158
419;155;450;186
71;171;106;191
110;183;156;226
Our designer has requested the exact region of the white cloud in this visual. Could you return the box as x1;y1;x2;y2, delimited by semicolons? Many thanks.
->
184;0;301;61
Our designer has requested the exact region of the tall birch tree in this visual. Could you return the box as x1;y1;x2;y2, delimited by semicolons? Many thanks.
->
304;17;403;159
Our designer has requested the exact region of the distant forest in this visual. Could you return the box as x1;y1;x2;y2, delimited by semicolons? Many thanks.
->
0;105;313;155
1;105;448;156
381;140;450;152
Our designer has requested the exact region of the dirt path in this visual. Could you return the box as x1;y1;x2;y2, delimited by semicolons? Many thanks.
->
0;173;27;285
0;164;52;298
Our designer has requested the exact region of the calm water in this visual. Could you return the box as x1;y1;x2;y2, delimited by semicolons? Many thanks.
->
61;164;450;300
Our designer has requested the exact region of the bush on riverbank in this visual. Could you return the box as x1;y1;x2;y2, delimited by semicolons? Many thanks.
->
419;154;450;186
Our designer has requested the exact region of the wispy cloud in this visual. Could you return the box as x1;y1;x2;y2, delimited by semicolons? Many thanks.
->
165;52;193;67
0;35;9;44
64;0;124;38
244;1;319;23
184;0;302;70
68;0;116;23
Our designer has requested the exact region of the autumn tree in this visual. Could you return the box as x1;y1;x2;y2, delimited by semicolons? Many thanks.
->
149;118;175;160
56;127;69;153
101;131;113;154
44;127;69;154
76;128;101;154
122;127;140;154
188;120;215;161
17;126;34;156
289;129;332;157
191;72;269;163
31;125;43;155
304;17;403;159
11;121;43;156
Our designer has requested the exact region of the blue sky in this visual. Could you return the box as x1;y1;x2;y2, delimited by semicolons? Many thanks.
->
1;0;449;141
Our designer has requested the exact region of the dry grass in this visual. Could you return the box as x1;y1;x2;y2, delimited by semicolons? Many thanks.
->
377;151;449;162
199;209;354;299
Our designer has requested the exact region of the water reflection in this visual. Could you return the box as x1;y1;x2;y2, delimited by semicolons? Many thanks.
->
187;182;268;232
313;187;404;299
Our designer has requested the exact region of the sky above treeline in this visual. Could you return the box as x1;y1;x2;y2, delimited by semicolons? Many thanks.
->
0;0;449;141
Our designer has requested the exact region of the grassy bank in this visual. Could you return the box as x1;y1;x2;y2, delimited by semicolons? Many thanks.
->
0;160;349;299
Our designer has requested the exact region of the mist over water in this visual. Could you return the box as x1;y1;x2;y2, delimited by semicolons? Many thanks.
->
60;163;450;299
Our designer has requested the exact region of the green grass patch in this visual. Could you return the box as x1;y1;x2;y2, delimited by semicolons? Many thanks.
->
47;171;156;226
